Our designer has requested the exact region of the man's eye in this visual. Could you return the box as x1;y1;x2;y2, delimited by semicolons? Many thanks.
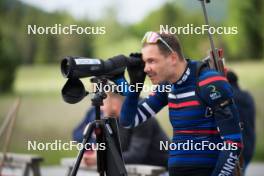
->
148;60;154;64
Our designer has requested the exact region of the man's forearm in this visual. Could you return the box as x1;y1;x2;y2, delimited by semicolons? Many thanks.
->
120;92;140;127
211;105;242;176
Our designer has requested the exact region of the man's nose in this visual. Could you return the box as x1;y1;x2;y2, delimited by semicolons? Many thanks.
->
144;64;150;73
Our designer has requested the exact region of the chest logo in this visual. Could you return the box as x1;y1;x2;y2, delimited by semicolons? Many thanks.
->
207;85;221;100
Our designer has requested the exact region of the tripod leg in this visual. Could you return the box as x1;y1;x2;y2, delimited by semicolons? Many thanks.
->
70;122;95;176
95;122;106;176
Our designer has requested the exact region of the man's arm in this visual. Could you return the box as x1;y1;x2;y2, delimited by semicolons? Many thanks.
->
198;70;242;176
110;53;168;128
120;89;168;128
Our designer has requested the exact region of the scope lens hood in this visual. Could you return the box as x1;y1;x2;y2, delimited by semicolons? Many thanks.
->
61;78;86;104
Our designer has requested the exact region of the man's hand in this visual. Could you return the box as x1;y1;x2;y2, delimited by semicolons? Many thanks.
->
127;53;146;88
82;151;97;166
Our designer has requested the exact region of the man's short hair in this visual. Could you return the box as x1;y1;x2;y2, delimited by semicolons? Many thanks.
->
143;32;184;59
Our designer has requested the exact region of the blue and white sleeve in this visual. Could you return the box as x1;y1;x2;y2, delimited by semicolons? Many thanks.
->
120;90;168;128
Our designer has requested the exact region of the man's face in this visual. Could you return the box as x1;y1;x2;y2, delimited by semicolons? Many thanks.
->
142;44;174;84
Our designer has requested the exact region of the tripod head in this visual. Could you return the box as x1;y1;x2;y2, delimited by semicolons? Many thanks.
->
90;77;107;107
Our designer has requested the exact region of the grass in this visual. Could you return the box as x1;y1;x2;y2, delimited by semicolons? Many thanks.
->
0;61;264;165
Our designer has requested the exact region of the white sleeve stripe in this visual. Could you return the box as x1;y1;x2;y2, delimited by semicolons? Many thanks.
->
177;91;195;99
134;115;139;127
142;102;156;117
168;91;195;99
168;93;176;99
138;108;147;122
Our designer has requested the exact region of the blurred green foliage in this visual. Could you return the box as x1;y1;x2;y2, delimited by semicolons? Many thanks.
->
0;14;20;92
0;0;95;65
0;0;95;93
0;0;264;93
225;0;264;60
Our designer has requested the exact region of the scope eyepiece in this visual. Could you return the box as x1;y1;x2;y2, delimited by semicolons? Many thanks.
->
61;57;72;78
61;56;104;79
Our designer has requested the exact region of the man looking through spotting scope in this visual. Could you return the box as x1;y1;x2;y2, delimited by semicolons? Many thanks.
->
111;32;242;176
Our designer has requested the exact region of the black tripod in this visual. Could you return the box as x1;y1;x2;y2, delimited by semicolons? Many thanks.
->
69;77;127;176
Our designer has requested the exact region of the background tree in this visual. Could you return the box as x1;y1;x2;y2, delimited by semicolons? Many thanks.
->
0;0;21;93
225;0;263;60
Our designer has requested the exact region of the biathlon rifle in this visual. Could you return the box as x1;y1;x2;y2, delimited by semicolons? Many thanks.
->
198;0;226;75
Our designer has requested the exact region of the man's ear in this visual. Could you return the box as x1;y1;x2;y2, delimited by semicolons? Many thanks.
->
170;52;179;65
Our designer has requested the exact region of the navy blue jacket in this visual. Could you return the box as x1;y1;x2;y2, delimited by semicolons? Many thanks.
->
232;85;256;167
120;60;242;176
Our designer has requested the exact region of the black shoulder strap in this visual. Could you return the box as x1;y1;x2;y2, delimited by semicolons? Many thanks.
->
195;61;209;78
195;61;213;117
195;61;209;99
